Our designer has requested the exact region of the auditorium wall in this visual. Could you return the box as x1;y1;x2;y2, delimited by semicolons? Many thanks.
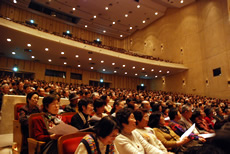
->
125;0;230;99
0;57;150;90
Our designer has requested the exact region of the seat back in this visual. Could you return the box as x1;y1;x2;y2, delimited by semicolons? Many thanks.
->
61;112;75;124
28;113;45;138
58;132;89;154
14;103;26;120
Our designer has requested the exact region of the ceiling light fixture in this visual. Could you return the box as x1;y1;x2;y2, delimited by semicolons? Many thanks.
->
48;59;52;62
142;20;146;23
151;69;154;72
7;38;11;42
125;72;127;74
155;12;158;15
91;67;93;69
130;27;132;29
75;55;79;58
45;48;49;51
133;66;135;69
125;14;128;17
27;44;31;47
105;7;109;10
123;65;125;67
85;25;88;28
113;21;115;24
31;56;35;59
180;0;184;3
64;62;67;65
12;52;16;55
13;0;17;3
78;65;81;67
142;68;145;70
155;75;158;78
103;69;105;71
135;73;138;76
93;15;97;18
89;58;92;60
112;63;115;65
103;30;106;33
61;52;64;55
114;71;117;73
72;8;76;11
145;75;148;77
101;60;104;63
137;5;140;8
120;35;123;37
167;71;170;73
159;70;162;72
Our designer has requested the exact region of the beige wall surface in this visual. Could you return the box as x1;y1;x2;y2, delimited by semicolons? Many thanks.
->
0;57;150;90
126;0;230;99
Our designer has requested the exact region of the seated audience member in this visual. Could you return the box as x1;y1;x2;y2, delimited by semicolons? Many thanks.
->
38;88;46;97
151;102;163;112
16;81;25;95
178;103;200;134
114;108;167;154
0;83;10;112
133;109;168;153
214;107;227;129
75;116;120;154
64;93;79;112
19;92;41;154
204;107;216;129
33;95;62;153
23;84;31;95
148;112;190;153
71;98;94;130
141;100;151;113
89;99;107;126
191;109;215;133
168;108;206;143
110;99;125;117
101;94;112;113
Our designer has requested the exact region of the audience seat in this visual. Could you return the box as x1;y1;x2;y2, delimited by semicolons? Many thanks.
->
58;132;89;154
61;112;76;124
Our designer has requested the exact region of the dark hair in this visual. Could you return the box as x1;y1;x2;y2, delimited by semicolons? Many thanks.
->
190;109;201;123
42;94;59;112
204;107;213;117
116;108;133;130
100;94;107;101
148;111;162;128
133;109;149;125
26;92;39;104
23;84;30;90
94;99;106;112
151;103;161;112
94;116;120;138
169;108;179;120
110;99;122;115
78;98;93;112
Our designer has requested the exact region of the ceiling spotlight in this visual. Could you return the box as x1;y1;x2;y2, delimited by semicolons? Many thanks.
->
142;68;145;70
135;73;138;76
31;56;35;59
114;71;117;73
27;44;31;47
155;12;158;15
155;75;158;78
89;58;92;60
103;30;106;33
159;70;162;72
180;0;184;3
7;38;11;42
103;69;105;71
93;15;96;18
145;75;148;77
91;67;93;69
48;59;52;62
72;8;76;11
112;21;115;24
105;7;109;10
75;55;79;58
120;35;123;37
85;25;88;28
45;48;49;51
101;60;104;63
64;62;67;65
133;66;135;69
167;71;170;73
125;72;127;74
61;52;64;55
123;65;125;67
78;65;81;67
30;20;34;24
130;27;132;29
12;51;16;55
142;20;146;23
125;14;128;17
96;38;100;42
137;5;140;8
66;30;70;34
13;0;17;3
112;63;115;65
151;69;154;72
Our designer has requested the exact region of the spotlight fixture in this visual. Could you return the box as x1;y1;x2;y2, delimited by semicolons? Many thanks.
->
7;38;11;42
13;65;18;72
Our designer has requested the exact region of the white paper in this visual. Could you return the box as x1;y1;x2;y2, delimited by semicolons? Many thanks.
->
48;121;79;135
180;123;195;140
198;133;215;138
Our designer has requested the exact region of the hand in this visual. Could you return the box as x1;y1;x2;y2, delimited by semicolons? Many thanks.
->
178;137;190;146
50;134;62;140
198;137;206;143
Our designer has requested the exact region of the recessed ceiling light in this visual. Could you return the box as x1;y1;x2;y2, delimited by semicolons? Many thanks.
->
155;12;158;15
114;71;117;73
103;69;105;71
13;0;17;3
167;71;170;73
130;27;132;29
145;75;148;77
120;35;123;37
85;25;88;28
180;0;184;3
93;15;96;18
113;21;115;24
7;38;11;42
64;62;67;65
142;20;146;23
151;69;154;72
133;66;135;69
45;48;49;51
112;63;115;65
103;30;106;33
78;65;81;67
125;14;128;17
125;72;127;74
123;65;125;67
12;52;16;55
142;68;145;70
48;59;52;62
135;73;138;76
101;60;104;63
61;52;64;55
89;58;92;60
159;70;162;72
27;44;31;47
155;75;158;78
105;7;108;10
137;5;140;8
75;55;79;58
91;67;93;69
72;8;76;11
31;56;35;59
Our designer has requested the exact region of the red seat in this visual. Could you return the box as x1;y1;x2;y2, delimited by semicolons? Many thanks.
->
14;103;26;120
61;112;75;124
